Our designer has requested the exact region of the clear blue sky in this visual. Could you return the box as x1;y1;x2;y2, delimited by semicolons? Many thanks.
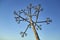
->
0;0;60;40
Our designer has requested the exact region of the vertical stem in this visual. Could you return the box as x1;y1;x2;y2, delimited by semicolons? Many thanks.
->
30;17;40;40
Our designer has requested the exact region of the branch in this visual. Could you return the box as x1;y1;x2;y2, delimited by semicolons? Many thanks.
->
14;12;30;23
36;19;52;24
20;24;31;37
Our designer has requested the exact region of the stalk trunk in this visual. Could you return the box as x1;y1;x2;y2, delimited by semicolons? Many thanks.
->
30;17;40;40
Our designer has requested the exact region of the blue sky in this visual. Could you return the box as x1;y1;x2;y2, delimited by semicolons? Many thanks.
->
0;0;60;40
